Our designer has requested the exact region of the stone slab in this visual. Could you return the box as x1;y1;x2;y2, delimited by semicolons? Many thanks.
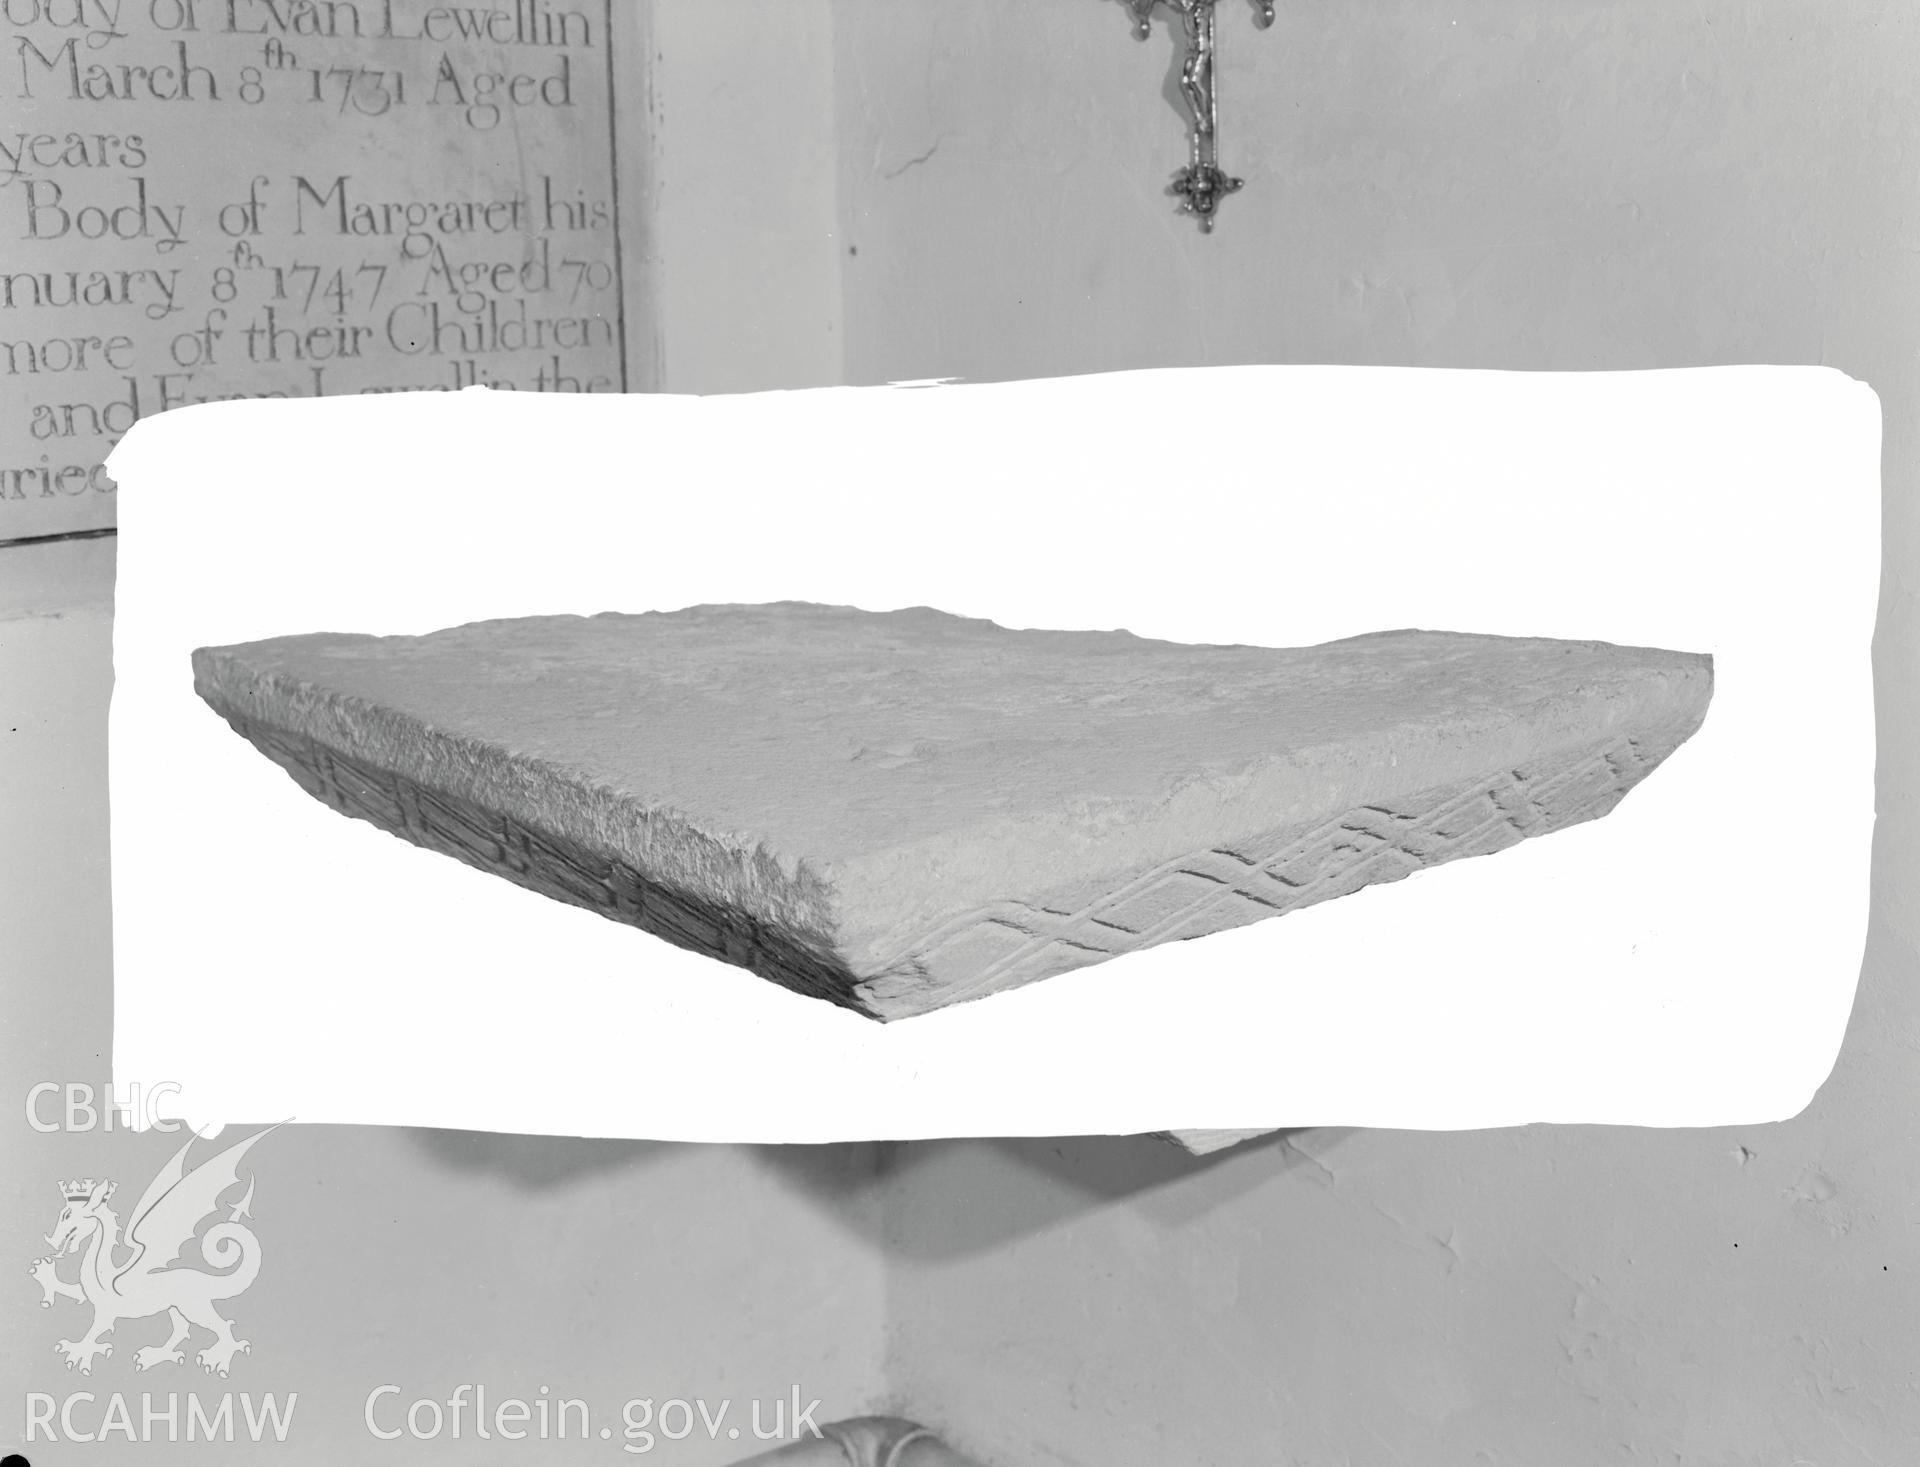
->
191;603;1713;1021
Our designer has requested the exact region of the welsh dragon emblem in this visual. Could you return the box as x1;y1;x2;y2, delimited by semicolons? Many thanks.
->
29;1126;276;1377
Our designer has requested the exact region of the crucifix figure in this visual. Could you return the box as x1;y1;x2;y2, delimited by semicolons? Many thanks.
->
1129;0;1275;233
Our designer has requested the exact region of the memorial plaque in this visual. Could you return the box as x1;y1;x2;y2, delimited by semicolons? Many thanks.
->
3;0;627;542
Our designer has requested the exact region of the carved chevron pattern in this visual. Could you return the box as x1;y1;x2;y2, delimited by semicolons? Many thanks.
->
221;705;1662;1021
864;734;1655;1012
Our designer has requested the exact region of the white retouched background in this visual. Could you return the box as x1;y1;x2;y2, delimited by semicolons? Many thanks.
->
106;365;1878;1139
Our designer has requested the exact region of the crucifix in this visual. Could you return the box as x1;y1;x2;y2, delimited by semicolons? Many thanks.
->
1127;0;1275;233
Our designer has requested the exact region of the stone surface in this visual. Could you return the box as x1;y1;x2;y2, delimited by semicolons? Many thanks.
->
192;603;1713;1021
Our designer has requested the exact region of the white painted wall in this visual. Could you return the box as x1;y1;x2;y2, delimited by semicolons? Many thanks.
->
823;3;1920;1462
646;0;846;394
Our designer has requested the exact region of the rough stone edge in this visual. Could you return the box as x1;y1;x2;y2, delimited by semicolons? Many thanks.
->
203;699;879;1017
193;644;847;965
